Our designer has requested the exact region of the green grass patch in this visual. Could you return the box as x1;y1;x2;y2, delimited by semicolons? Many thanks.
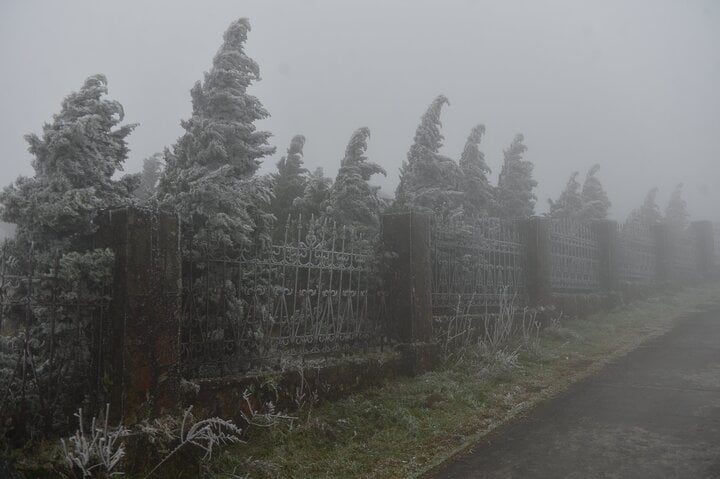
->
206;283;720;479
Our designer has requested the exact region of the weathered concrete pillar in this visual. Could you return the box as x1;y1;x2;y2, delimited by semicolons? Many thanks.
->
691;220;714;279
522;217;552;306
592;220;620;292
653;223;670;283
95;207;181;423
381;211;433;344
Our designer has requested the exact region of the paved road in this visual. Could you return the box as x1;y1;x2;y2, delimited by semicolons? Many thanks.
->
429;309;720;478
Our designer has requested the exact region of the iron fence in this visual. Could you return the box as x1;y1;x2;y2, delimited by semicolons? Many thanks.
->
0;242;112;431
180;218;388;378
431;218;526;317
549;219;600;292
665;227;699;282
619;221;657;284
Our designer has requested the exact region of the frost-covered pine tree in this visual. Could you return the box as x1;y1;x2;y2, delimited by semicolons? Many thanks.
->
325;127;386;234
459;124;493;220
665;183;689;230
1;74;138;250
639;187;662;225
625;187;662;230
579;164;611;221
0;74;134;436
548;172;582;218
270;135;308;236
134;152;163;201
494;134;536;218
158;18;275;252
394;95;463;220
293;167;332;220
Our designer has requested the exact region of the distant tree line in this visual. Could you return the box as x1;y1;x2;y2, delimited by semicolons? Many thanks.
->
0;16;694;259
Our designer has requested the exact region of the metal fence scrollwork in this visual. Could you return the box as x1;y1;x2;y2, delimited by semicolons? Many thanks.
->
549;219;600;292
431;218;527;317
180;218;388;378
619;221;657;284
665;226;699;282
0;243;112;424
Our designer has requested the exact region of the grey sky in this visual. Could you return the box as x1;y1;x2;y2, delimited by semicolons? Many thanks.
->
1;0;718;220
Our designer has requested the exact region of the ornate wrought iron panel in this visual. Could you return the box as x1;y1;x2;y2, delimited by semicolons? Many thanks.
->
619;221;657;284
0;242;111;417
665;227;699;282
180;218;388;378
549;219;600;292
431;218;527;318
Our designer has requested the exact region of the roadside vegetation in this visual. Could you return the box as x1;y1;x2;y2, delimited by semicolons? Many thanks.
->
205;283;720;479
10;284;720;478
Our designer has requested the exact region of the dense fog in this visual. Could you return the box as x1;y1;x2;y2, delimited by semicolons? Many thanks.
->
0;0;718;220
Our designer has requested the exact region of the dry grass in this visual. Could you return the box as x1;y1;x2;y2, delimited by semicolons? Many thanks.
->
205;282;720;479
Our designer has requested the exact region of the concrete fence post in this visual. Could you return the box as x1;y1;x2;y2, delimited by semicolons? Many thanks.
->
95;207;181;423
522;217;552;306
592;220;620;292
691;220;714;279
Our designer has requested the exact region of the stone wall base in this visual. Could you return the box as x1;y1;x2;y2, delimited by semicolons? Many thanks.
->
181;344;437;421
